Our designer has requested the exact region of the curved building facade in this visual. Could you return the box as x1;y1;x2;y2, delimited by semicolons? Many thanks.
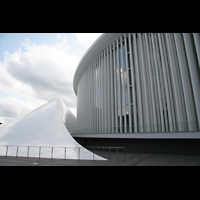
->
73;33;200;134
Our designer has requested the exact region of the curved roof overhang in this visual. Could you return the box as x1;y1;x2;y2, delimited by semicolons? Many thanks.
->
73;33;124;95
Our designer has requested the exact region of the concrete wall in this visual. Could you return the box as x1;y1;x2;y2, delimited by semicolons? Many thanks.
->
74;137;200;155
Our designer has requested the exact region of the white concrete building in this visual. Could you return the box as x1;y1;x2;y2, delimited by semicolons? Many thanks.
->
73;33;200;134
0;99;105;160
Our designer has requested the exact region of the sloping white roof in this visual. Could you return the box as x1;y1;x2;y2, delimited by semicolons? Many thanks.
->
0;99;106;160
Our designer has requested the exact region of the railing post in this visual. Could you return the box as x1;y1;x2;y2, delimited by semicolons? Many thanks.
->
27;146;29;158
109;147;111;161
6;146;8;157
65;147;66;159
51;147;53;159
93;152;95;161
16;146;19;157
78;148;80;161
124;147;126;162
117;147;118;160
39;147;41;159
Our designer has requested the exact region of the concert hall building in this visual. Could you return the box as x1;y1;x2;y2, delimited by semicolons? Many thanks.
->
72;33;200;154
73;33;200;134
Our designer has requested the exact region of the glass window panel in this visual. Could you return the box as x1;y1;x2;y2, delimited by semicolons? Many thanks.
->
115;50;119;75
124;71;127;88
117;91;119;105
18;146;28;157
130;86;133;103
0;146;7;156
123;45;126;71
126;105;129;114
125;87;128;104
122;106;124;115
7;146;17;157
118;107;120;116
40;147;51;158
120;73;123;88
127;41;129;53
123;55;126;71
131;105;133;119
29;146;40;158
128;53;131;69
129;69;132;85
120;58;122;72
123;45;125;54
52;147;65;159
121;89;124;106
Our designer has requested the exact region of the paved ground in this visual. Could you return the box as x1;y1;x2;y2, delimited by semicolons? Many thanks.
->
1;150;200;166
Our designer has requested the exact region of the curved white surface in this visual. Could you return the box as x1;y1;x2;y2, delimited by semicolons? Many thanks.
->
57;99;77;134
73;33;200;134
0;99;106;160
73;33;123;94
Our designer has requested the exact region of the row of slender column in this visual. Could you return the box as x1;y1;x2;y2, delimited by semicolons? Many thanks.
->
76;33;200;133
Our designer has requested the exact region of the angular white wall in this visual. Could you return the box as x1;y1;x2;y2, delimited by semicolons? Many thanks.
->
0;99;105;160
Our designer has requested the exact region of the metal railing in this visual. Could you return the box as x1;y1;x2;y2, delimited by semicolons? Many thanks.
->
87;146;126;161
0;145;103;161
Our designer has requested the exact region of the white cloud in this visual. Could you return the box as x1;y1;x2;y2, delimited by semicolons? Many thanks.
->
73;33;102;48
0;35;79;123
56;34;62;40
0;96;47;123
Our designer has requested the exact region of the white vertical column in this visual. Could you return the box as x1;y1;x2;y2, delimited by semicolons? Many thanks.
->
113;41;118;133
142;34;152;130
116;38;122;133
98;56;100;133
144;33;158;132
101;51;105;133
96;59;99;133
110;44;114;133
92;62;95;132
158;33;173;131
138;33;150;132
171;34;187;131
132;33;143;132
154;34;168;132
95;60;98;133
98;56;101;133
137;34;145;131
148;34;161;131
87;68;90;131
151;33;165;132
107;47;111;133
124;33;132;133
183;33;200;130
120;35;127;133
174;33;197;131
193;33;200;69
128;33;137;132
160;33;176;131
94;59;97;133
90;64;93;133
100;52;104;133
88;66;91;133
165;33;183;131
90;64;93;132
103;49;107;132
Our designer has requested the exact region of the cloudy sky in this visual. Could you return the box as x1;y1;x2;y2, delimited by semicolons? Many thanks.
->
0;33;102;123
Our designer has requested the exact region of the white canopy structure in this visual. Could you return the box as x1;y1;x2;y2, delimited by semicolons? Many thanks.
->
0;99;106;160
